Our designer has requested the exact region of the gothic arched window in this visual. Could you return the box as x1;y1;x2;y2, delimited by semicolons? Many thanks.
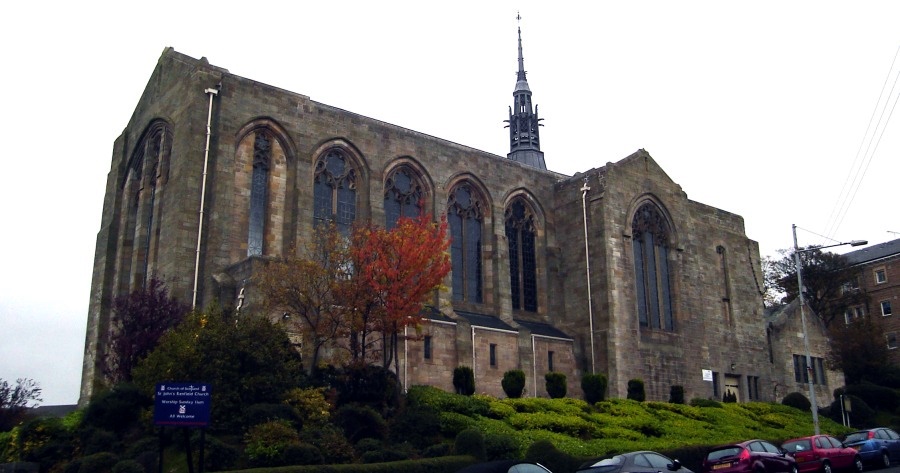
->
247;131;270;256
314;149;357;234
632;202;674;331
384;166;423;229
448;184;483;303
505;198;537;312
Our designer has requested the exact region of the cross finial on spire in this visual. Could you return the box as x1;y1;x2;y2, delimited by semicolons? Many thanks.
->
517;12;521;23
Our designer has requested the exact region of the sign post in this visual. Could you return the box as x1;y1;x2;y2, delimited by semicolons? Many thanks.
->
153;383;212;473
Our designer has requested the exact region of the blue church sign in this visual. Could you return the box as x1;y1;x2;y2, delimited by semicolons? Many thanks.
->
153;382;212;427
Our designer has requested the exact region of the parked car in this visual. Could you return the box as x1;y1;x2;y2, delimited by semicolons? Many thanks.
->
782;435;862;473
578;450;693;473
843;428;900;468
455;460;553;473
703;439;798;473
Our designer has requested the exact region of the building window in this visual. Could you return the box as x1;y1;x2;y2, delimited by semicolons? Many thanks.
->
314;149;357;234
384;166;423;229
489;343;497;367
248;131;270;256
747;376;760;401
842;277;860;294
424;335;432;360
882;300;893;317
888;333;899;350
793;354;826;385
712;371;720;398
548;350;554;372
876;268;887;284
505;198;538;312
632;202;674;331
717;246;732;323
448;184;483;303
845;306;865;324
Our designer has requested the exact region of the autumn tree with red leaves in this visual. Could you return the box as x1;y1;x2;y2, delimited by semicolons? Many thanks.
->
347;214;451;370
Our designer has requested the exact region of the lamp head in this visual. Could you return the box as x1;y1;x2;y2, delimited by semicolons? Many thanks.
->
849;240;868;247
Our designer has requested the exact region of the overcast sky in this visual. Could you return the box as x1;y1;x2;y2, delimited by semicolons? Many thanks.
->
1;1;897;405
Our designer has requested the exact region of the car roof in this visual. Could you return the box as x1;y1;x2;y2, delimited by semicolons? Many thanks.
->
456;460;548;473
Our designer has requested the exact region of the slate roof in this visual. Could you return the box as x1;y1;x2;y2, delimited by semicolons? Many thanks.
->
843;238;900;266
455;310;516;331
422;305;456;324
514;319;573;340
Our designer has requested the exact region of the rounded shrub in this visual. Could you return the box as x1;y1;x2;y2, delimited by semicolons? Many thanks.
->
545;372;567;399
82;384;150;434
502;369;526;398
388;404;442;448
454;366;476;396
79;452;119;473
690;398;723;408
782;391;811;411
333;364;401;412
582;373;608;404
454;427;486;460
845;383;900;412
281;442;323;465
112;459;145;473
627;379;646;402
244;419;301;467
244;402;301;428
485;433;520;460
334;403;387;443
669;385;685;404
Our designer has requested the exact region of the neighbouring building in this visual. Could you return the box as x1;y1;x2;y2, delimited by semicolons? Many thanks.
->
80;28;815;405
842;239;900;363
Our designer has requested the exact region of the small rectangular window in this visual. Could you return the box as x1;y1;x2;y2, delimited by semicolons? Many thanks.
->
489;343;497;367
424;336;432;360
876;268;887;284
712;371;720;398
845;306;865;324
548;351;554;372
882;301;893;317
888;333;898;350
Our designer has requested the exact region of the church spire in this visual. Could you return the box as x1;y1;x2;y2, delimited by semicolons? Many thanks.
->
505;13;546;170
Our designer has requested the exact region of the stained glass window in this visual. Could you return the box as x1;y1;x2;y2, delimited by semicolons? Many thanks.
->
314;149;357;234
505;199;537;311
248;131;270;256
448;184;483;303
632;203;674;331
384;167;423;229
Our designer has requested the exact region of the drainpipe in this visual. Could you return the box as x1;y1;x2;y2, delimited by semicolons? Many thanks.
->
192;86;219;309
471;325;476;387
581;177;595;373
403;325;408;392
532;334;537;397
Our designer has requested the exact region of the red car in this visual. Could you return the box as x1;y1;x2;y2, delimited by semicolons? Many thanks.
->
703;440;798;473
782;435;863;473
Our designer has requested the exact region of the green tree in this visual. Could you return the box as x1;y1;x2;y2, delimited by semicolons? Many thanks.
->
0;378;41;431
133;308;306;433
501;370;526;398
828;316;894;384
764;247;867;327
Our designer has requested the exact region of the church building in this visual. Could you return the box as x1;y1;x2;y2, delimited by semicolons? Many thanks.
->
80;27;824;405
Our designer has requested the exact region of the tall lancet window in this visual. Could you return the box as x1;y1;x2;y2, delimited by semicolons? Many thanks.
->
248;131;270;256
448;184;483;303
384;166;423;229
314;149;357;234
505;198;537;312
632;202;674;331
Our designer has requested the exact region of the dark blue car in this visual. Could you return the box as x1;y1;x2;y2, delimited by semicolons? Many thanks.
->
843;428;900;468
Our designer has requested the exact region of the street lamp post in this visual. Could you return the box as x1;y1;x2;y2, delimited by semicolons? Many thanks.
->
792;224;866;435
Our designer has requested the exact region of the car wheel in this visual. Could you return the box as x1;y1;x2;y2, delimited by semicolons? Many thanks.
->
881;452;890;469
822;461;832;473
854;456;863;473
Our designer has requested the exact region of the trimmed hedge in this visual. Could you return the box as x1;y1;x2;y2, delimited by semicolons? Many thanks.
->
222;455;476;473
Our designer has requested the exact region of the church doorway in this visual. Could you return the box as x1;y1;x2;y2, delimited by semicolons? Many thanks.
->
724;374;741;402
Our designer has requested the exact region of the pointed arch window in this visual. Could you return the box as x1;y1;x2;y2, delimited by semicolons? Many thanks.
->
632;202;674;331
314;149;357;234
448;184;483;303
248;131;270;256
384;166;423;229
505;198;537;311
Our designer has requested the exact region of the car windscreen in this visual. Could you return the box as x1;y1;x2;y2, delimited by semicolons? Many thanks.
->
707;447;743;461
577;456;624;473
783;440;812;452
844;432;869;443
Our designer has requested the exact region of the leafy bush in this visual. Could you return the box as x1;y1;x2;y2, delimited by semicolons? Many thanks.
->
669;385;685;404
690;398;722;408
283;387;331;427
79;451;119;473
244;402;301;428
455;427;486;460
82;384;150;434
502;370;526;398
545;372;567;399
454;366;476;396
332;364;401;413
782;392;811;411
111;459;145;473
244;420;300;467
407;385;490;417
389;404;442;448
282;442;323;465
582;373;608;404
298;423;353;464
485;433;520;460
422;442;453;458
627;379;646;402
525;439;582;473
844;383;900;412
334;403;387;442
193;432;240;471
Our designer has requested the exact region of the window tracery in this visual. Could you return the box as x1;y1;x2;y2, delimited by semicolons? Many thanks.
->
384;166;423;228
314;149;357;233
632;202;674;330
448;184;483;303
505;198;537;311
